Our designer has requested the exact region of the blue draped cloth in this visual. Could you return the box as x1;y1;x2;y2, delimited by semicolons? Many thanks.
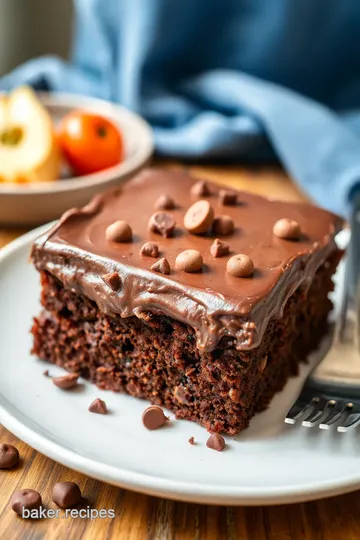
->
2;0;360;216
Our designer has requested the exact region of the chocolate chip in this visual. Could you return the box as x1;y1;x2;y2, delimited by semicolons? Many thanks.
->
219;189;237;206
142;406;168;430
52;373;79;389
106;220;133;242
52;482;82;509
191;180;211;197
0;444;19;469
212;215;234;236
148;212;176;237
43;370;50;377
188;437;195;445
102;272;122;291
175;250;203;273
226;254;254;277
89;398;107;414
184;200;214;234
140;242;159;258
210;238;230;258
273;218;301;240
151;257;170;275
206;433;226;452
11;489;42;516
155;194;175;210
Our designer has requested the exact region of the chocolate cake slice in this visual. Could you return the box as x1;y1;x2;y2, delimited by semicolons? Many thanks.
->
31;169;343;434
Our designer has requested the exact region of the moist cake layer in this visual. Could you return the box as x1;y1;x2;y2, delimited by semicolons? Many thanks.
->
31;169;343;351
32;253;339;434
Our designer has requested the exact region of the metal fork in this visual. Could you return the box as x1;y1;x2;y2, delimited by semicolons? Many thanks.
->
285;193;360;431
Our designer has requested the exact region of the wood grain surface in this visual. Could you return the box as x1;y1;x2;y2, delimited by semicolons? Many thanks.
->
1;164;359;540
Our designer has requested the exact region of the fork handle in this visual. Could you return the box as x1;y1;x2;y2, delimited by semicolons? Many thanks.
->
309;193;360;391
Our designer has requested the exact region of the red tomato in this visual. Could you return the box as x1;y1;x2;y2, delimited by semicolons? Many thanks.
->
58;111;124;176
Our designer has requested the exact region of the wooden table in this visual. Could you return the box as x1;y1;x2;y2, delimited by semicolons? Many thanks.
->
1;165;359;540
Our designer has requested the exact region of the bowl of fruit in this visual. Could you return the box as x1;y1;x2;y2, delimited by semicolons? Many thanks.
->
0;87;154;225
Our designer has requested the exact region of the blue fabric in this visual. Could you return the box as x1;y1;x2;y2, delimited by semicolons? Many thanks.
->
2;0;360;217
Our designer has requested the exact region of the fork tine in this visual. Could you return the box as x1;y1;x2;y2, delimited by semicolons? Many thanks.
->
319;412;343;429
302;398;333;427
319;402;351;430
337;408;360;432
284;403;305;424
285;397;317;425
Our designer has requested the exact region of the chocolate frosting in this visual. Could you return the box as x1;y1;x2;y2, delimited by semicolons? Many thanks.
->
31;169;343;352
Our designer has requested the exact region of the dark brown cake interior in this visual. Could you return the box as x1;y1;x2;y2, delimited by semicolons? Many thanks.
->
32;251;339;434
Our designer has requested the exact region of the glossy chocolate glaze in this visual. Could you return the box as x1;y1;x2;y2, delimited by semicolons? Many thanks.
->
31;169;343;352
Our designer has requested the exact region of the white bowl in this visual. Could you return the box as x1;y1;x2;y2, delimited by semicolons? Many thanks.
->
0;93;154;226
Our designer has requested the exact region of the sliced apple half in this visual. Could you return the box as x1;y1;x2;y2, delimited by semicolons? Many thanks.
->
0;86;61;184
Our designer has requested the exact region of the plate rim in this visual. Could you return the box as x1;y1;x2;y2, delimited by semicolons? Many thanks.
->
1;226;359;506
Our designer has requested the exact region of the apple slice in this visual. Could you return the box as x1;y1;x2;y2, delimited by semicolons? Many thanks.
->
0;86;61;184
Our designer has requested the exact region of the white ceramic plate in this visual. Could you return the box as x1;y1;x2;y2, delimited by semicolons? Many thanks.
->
1;227;359;506
0;93;154;226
